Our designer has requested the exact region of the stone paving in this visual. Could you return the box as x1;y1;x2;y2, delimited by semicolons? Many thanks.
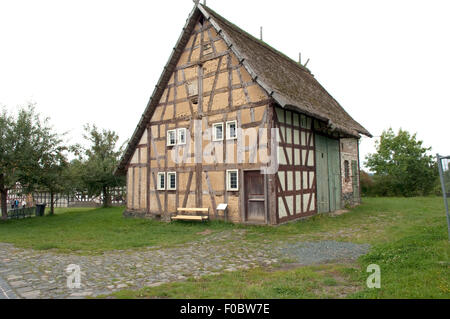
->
0;275;18;299
0;230;370;299
0;230;280;299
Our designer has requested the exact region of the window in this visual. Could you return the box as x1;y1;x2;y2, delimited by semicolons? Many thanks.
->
226;121;237;140
178;128;187;145
227;170;239;191
344;160;350;182
300;115;307;129
167;130;177;146
213;123;224;141
157;172;165;190
167;172;177;190
203;43;212;51
187;81;198;97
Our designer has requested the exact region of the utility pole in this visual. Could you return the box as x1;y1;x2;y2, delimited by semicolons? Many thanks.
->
437;154;450;241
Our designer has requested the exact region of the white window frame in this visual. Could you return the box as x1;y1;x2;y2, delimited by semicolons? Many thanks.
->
226;120;237;140
177;128;187;145
212;122;224;142
226;169;239;191
167;172;177;190
157;172;166;190
167;130;177;146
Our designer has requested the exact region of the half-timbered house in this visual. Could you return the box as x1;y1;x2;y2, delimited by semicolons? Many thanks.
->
115;3;372;225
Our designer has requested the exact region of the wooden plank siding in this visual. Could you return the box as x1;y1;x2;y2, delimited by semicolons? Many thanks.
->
315;134;342;213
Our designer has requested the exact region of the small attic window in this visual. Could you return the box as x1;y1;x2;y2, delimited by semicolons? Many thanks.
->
203;44;211;50
187;81;199;105
187;81;198;97
203;43;213;56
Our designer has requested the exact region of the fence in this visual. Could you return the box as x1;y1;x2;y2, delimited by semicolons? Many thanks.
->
437;154;450;241
7;207;36;220
3;186;126;212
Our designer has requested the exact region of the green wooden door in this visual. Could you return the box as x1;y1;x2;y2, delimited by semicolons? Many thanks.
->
315;135;330;213
315;135;341;213
327;139;341;211
352;160;360;202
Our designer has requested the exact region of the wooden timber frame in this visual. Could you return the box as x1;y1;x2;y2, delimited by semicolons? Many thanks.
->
273;106;318;224
117;3;370;225
123;15;276;224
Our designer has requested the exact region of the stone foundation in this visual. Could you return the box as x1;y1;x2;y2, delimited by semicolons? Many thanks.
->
341;192;361;207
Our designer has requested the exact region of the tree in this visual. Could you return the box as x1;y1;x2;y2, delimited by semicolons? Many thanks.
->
365;128;437;197
0;104;65;219
79;124;125;207
63;159;87;195
360;170;374;196
32;144;70;216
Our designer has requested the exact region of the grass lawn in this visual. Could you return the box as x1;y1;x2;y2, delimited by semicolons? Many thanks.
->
0;206;237;254
1;197;449;298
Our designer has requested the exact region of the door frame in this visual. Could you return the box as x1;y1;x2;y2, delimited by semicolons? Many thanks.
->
351;160;359;203
241;169;269;224
315;134;330;213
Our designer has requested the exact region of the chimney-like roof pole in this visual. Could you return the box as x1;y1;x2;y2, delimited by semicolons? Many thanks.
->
304;58;310;68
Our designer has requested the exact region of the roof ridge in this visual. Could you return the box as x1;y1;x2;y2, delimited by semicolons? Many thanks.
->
203;5;313;76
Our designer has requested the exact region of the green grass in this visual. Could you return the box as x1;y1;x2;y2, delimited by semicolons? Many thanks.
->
1;197;449;298
0;206;237;254
108;264;357;299
348;223;450;298
243;197;447;245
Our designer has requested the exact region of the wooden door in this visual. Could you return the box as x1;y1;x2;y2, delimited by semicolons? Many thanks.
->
352;160;360;202
315;135;330;213
327;139;341;211
244;171;265;222
316;135;341;213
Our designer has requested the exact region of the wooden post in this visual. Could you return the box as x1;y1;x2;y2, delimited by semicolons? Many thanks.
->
268;104;278;225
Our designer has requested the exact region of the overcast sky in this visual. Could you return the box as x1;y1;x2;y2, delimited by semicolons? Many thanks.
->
1;0;449;169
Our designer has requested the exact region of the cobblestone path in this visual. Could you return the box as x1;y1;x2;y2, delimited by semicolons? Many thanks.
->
0;230;370;299
0;230;279;299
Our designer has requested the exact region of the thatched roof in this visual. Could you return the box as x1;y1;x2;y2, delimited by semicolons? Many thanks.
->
115;4;371;175
201;5;371;138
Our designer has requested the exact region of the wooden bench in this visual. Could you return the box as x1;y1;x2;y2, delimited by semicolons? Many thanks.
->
171;208;210;222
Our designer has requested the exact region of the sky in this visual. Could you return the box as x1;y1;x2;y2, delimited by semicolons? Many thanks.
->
1;0;449;169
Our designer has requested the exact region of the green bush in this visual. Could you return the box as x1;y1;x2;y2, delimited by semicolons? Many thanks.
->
364;128;438;197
